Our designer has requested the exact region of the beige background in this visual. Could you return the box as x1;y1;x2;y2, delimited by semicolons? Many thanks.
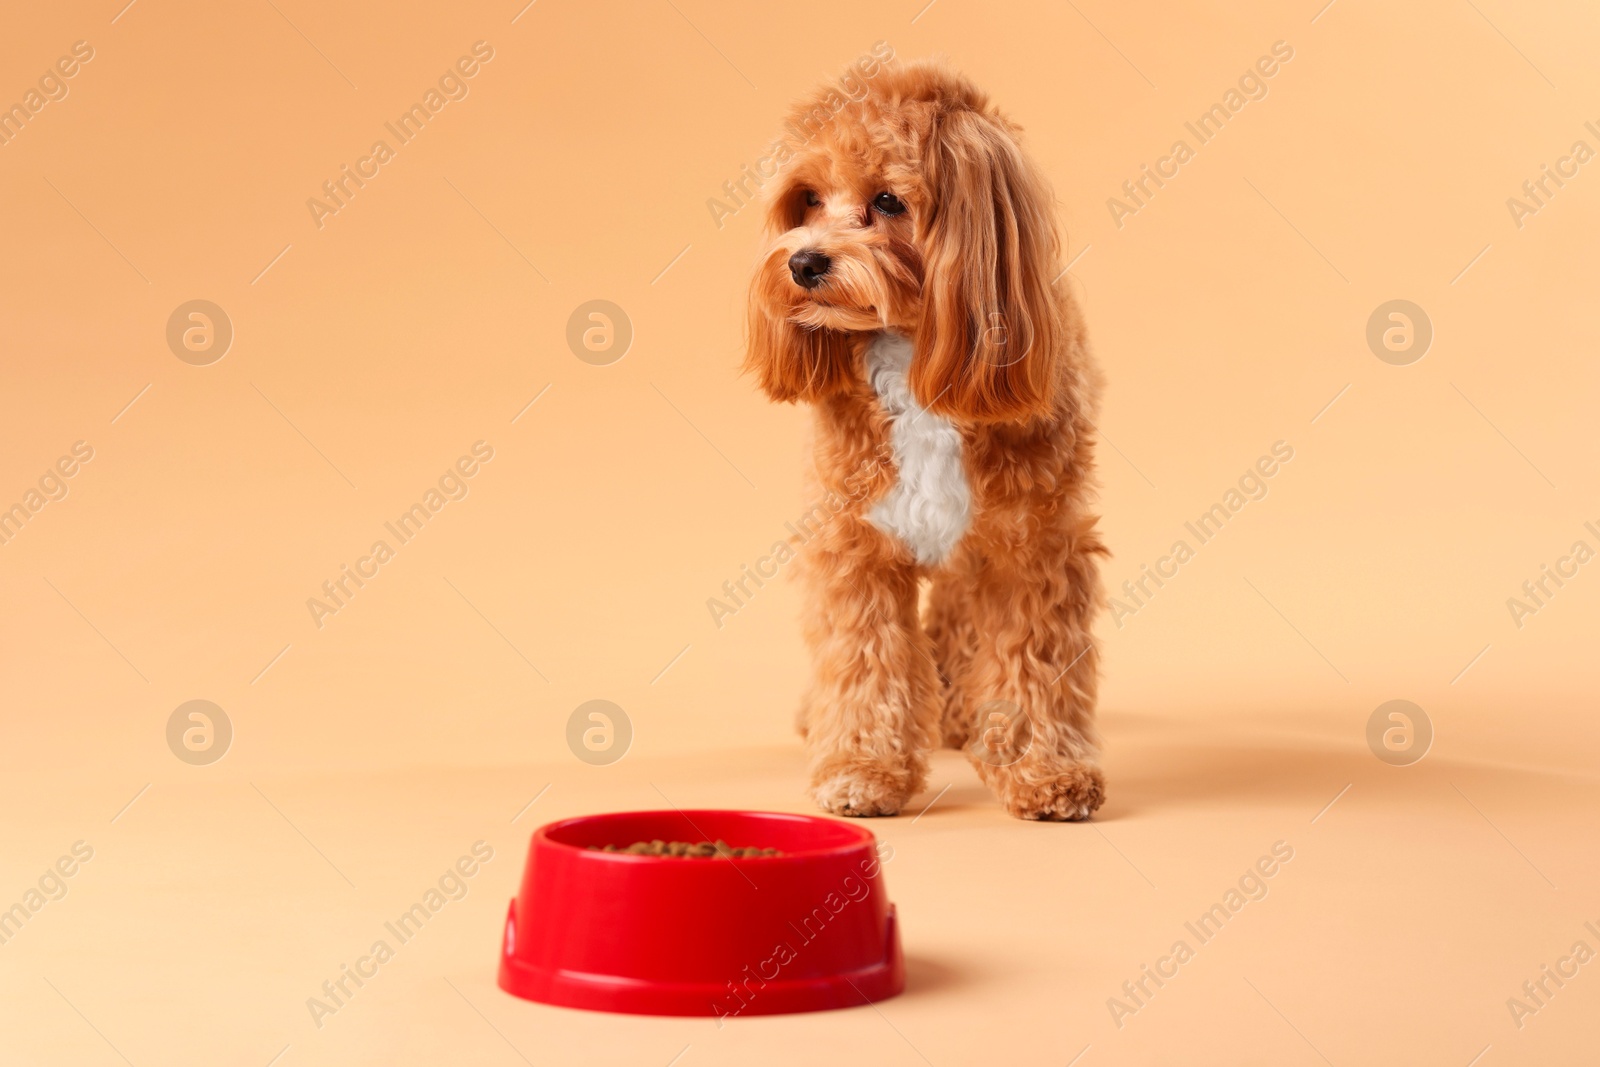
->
2;0;1598;1063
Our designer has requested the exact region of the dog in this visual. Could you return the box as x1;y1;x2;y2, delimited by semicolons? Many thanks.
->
745;58;1107;821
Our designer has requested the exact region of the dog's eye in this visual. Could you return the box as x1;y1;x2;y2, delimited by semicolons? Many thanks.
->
804;190;821;207
872;192;906;216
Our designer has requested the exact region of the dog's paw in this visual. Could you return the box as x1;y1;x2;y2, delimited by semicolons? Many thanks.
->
810;763;913;818
997;762;1105;821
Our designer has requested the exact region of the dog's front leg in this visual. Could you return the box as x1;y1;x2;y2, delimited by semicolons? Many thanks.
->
797;524;940;817
963;520;1107;821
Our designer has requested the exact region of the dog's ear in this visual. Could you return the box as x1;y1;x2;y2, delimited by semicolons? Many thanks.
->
911;109;1061;422
744;291;854;404
744;187;854;403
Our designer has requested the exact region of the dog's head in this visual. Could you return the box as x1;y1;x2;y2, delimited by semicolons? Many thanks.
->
746;58;1063;422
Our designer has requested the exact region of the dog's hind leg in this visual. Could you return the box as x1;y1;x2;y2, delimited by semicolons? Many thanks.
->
924;556;981;750
794;686;813;739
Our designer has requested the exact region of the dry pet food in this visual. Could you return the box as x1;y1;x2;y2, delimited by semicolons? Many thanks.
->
587;839;780;858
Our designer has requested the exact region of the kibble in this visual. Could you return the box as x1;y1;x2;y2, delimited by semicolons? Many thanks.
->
586;839;780;858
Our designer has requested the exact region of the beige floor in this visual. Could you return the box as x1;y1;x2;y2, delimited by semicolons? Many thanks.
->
5;0;1600;1063
5;707;1596;1066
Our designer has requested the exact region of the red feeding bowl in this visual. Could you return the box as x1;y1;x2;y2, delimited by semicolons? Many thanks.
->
497;810;904;1017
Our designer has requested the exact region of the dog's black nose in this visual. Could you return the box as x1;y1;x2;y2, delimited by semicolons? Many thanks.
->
788;249;831;289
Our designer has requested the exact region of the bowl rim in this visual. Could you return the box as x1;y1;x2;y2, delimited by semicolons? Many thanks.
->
534;809;879;862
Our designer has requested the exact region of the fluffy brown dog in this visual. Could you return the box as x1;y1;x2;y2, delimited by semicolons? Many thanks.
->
745;58;1107;821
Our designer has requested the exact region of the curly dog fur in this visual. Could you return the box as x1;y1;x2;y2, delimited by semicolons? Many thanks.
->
745;58;1107;821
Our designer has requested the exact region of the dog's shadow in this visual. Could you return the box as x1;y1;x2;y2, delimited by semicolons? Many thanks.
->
909;779;992;813
1102;728;1378;821
908;720;1386;823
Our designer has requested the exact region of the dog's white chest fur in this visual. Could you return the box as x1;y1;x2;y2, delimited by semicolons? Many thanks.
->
864;333;972;565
